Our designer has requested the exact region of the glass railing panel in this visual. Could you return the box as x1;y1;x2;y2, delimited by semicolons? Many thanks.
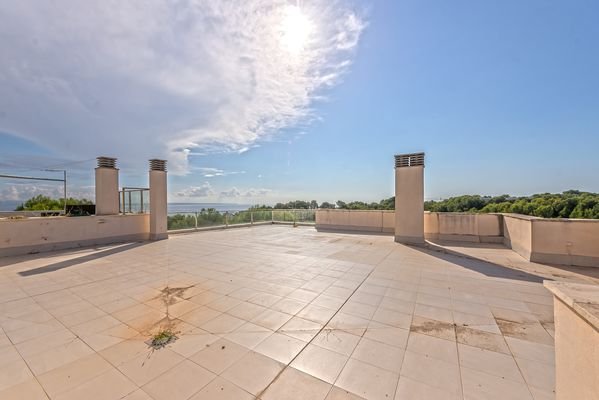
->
196;210;226;227
252;210;272;222
167;212;197;230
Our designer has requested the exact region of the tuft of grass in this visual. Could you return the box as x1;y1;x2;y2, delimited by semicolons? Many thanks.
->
149;329;177;349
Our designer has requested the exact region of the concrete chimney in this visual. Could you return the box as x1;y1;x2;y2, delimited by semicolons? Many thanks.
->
95;157;119;215
149;159;168;240
394;152;425;245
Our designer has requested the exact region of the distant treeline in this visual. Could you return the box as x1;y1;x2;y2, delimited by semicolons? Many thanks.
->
253;190;599;219
424;191;599;219
251;197;395;211
15;191;599;219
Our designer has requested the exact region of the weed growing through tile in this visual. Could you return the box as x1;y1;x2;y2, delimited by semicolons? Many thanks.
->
150;329;178;349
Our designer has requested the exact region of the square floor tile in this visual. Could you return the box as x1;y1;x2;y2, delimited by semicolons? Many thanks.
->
395;376;461;400
336;358;399;400
326;386;366;400
291;344;348;384
53;368;137;400
279;317;323;342
461;366;533;400
142;360;215;400
351;337;405;373
406;332;458;364
190;338;250;374
254;332;306;364
458;343;524;383
189;376;254;400
117;348;184;386
456;326;510;354
0;377;49;400
252;309;293;331
221;351;284;396
261;367;331;400
201;314;246;334
363;326;409;349
312;329;361;356
400;350;461;395
37;353;113;397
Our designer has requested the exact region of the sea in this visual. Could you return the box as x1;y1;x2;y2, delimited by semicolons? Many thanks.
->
167;203;252;213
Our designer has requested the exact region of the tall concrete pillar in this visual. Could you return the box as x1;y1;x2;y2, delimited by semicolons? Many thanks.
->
95;157;119;215
149;159;168;240
394;152;425;245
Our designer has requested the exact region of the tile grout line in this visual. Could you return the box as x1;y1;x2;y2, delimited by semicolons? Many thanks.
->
254;261;381;400
2;285;95;400
449;277;467;400
389;266;422;400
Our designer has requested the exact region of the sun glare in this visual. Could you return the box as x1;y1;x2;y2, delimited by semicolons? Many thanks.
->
280;5;313;55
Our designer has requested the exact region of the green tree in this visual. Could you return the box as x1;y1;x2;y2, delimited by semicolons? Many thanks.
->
15;195;93;211
319;202;336;209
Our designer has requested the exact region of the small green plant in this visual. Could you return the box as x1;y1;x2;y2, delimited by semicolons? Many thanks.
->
150;329;177;349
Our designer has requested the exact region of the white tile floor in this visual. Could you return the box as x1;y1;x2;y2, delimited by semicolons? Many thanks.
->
1;225;596;399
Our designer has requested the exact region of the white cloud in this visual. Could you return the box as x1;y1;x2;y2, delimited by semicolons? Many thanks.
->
0;183;94;201
219;187;271;198
176;182;215;198
196;168;246;178
219;188;242;198
0;1;365;174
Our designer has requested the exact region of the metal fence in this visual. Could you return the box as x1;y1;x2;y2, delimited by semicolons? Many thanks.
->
120;187;150;214
167;209;316;231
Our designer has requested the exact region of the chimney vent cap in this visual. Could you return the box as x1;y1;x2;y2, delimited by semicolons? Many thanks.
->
149;159;167;172
395;152;425;168
97;156;117;168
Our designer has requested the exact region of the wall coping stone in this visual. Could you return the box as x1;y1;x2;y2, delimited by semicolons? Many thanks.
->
544;281;599;330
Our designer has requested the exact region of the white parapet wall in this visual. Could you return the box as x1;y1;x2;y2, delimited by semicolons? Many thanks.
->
502;214;534;259
316;209;599;267
531;218;599;267
544;282;599;400
315;209;395;234
0;214;150;257
424;212;503;243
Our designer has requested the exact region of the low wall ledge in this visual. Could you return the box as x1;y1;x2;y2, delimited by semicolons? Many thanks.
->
544;281;599;329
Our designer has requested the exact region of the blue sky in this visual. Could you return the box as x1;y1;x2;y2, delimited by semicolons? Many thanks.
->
1;0;598;205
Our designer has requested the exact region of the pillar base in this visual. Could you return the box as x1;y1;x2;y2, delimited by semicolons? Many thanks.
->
394;235;425;245
150;233;168;241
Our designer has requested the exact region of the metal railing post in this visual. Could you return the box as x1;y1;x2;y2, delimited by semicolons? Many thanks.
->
121;190;126;214
194;212;198;230
140;190;144;214
271;210;274;224
225;212;229;228
251;211;254;225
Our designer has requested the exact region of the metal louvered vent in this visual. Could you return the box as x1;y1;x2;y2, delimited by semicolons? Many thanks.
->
149;159;167;172
97;156;117;168
395;152;425;168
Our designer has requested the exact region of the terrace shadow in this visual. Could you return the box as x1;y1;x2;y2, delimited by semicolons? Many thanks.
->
411;242;547;283
14;241;146;276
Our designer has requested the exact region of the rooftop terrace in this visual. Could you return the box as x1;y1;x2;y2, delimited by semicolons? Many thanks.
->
1;225;597;400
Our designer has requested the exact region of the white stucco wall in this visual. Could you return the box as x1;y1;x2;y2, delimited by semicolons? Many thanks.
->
0;214;150;256
315;209;394;233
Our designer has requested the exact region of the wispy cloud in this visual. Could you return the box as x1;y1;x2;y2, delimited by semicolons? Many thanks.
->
0;1;365;174
175;183;271;200
219;187;271;199
0;183;93;201
175;183;215;198
195;168;246;178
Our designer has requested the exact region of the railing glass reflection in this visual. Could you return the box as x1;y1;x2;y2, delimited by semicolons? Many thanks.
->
167;209;316;231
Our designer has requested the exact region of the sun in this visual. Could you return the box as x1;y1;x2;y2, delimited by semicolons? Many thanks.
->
280;5;313;55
